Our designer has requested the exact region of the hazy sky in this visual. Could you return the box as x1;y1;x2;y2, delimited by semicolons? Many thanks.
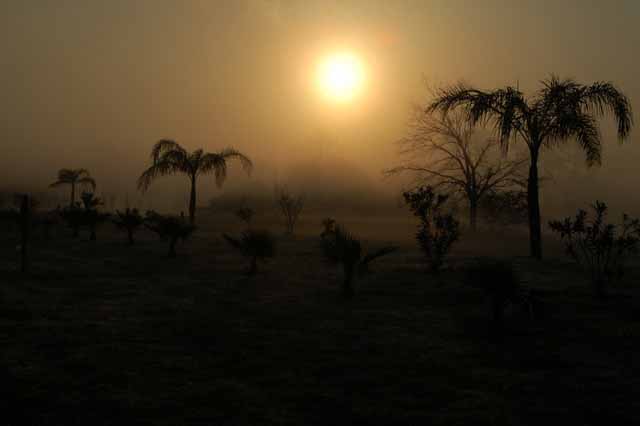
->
2;1;639;210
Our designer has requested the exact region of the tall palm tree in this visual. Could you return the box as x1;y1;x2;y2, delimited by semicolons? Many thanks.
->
428;76;633;259
49;168;96;207
138;140;253;224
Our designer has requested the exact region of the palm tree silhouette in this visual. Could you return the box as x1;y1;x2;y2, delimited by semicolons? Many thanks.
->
49;169;96;207
428;76;633;259
138;140;253;224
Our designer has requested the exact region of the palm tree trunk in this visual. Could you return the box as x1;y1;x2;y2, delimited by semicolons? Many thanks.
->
188;175;197;225
527;151;542;260
70;182;76;207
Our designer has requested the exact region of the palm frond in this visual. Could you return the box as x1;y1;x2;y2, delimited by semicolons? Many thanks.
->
581;81;633;140
150;139;187;162
361;246;398;267
137;159;185;191
219;148;253;174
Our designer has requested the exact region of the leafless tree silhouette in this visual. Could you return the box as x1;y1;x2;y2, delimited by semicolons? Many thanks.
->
428;76;633;259
387;111;525;230
138;140;253;224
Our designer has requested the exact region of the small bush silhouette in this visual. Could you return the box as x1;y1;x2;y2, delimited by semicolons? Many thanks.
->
463;260;537;339
113;208;144;245
144;211;195;258
321;222;396;298
234;205;255;228
549;201;640;299
80;192;109;241
60;204;85;238
223;229;276;275
403;186;460;272
275;185;304;235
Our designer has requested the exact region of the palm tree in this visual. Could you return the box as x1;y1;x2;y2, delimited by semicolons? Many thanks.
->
49;169;96;207
138;140;253;224
428;76;633;259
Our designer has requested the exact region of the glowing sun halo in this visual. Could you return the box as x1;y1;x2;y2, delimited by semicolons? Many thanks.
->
317;53;365;102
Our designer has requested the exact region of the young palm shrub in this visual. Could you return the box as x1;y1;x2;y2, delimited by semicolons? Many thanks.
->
223;229;276;275
113;208;144;245
80;192;110;241
321;223;397;298
549;201;640;299
144;211;195;258
403;186;460;273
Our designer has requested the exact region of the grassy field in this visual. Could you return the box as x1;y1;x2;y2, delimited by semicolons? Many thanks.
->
1;210;639;425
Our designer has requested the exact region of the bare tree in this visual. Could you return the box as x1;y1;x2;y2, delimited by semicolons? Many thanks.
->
274;185;304;235
387;111;526;230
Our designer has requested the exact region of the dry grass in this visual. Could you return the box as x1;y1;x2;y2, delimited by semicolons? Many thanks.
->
1;211;639;425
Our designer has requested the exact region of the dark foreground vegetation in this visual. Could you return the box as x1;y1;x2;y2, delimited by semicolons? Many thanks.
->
2;212;639;425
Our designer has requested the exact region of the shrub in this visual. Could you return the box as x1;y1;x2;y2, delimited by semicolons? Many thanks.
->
321;222;396;298
113;208;144;245
463;260;538;338
403;186;460;272
223;229;276;275
549;201;640;299
234;205;255;228
80;192;109;241
144;211;195;258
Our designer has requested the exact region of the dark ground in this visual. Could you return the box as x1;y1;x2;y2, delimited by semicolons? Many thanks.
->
1;211;639;425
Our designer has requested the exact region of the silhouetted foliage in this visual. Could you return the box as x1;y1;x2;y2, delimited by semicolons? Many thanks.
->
321;222;396;298
223;229;276;275
321;217;336;238
387;111;525;230
37;209;61;241
403;186;460;272
49;168;96;207
275;185;304;235
234;205;255;228
60;204;84;238
479;189;528;226
113;208;144;245
463;260;539;339
80;192;109;241
549;201;640;299
429;76;633;259
144;211;195;258
138;140;252;224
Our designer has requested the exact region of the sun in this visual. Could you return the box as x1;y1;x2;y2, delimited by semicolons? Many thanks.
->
317;52;365;102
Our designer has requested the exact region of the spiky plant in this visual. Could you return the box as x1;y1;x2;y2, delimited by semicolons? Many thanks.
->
113;208;144;245
138;140;253;224
428;76;633;259
223;229;276;275
49;168;96;207
144;210;195;258
321;223;396;298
